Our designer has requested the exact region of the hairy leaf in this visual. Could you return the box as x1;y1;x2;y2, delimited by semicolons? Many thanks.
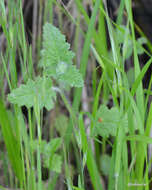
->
100;154;111;176
30;138;62;173
43;137;62;155
42;138;62;173
40;23;74;68
47;65;83;87
116;25;147;59
92;105;128;138
7;77;56;110
54;114;68;136
39;23;83;87
49;153;62;173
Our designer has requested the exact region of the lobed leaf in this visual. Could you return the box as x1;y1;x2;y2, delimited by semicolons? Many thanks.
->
42;138;62;173
7;77;56;110
47;65;84;87
39;23;74;70
92;105;128;138
49;153;62;173
54;114;68;136
116;25;147;59
39;23;83;87
30;138;62;173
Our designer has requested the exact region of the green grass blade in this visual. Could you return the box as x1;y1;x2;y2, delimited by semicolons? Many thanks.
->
125;0;145;126
0;99;24;184
145;102;152;136
79;112;103;190
72;0;101;112
131;56;152;97
64;0;101;147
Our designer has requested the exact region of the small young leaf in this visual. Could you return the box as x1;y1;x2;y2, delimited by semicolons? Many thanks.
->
136;37;147;55
43;153;62;173
116;25;130;44
30;139;47;152
116;25;147;59
123;40;133;60
49;153;62;173
30;138;62;154
43;137;62;155
42;138;62;173
100;154;111;176
30;138;62;173
7;77;56;111
54;114;68;136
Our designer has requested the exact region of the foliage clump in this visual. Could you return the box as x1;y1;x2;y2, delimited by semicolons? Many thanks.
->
8;23;83;110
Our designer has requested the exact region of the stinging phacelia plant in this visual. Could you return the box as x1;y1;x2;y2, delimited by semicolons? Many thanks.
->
8;23;84;110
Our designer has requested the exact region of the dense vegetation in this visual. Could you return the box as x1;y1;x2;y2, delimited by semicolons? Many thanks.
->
0;0;152;190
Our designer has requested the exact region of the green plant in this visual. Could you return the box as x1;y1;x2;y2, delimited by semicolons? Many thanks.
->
7;23;83;190
1;0;152;189
92;105;128;138
8;23;83;107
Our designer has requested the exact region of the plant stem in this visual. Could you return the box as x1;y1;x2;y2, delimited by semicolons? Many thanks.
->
34;99;42;190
